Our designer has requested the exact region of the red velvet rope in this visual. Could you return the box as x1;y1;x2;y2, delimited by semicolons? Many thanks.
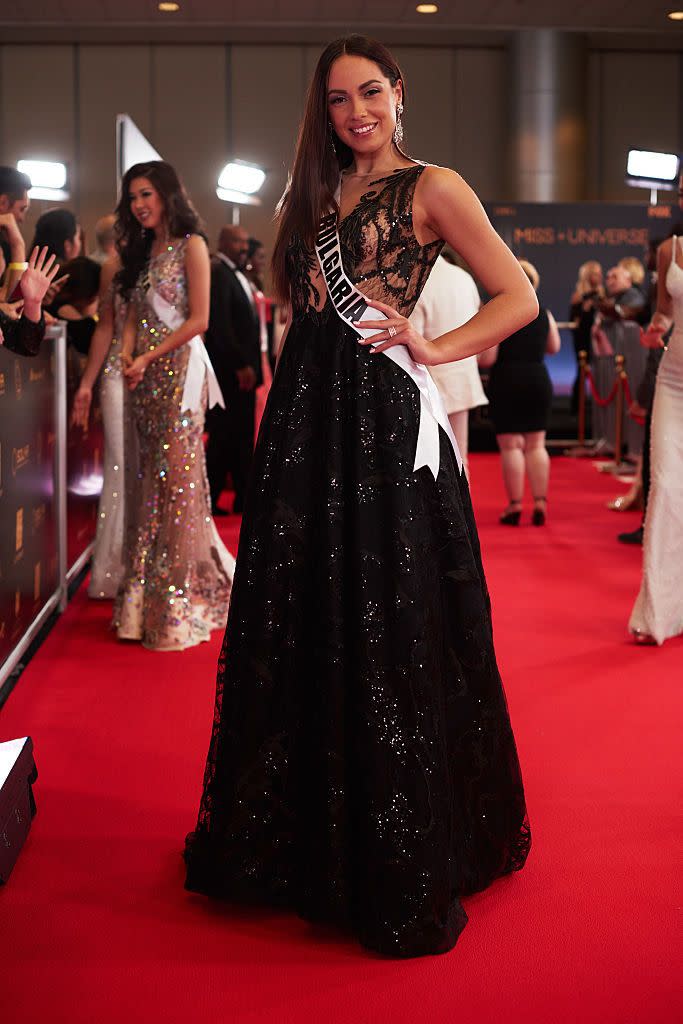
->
583;367;645;424
584;367;618;408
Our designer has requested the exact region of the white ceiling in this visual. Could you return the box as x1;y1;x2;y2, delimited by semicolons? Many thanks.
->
3;0;683;34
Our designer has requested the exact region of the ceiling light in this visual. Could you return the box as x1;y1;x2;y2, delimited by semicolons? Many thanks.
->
667;11;683;20
217;161;266;196
158;2;180;11
626;149;679;185
626;148;680;204
416;4;439;12
18;159;66;190
17;159;70;200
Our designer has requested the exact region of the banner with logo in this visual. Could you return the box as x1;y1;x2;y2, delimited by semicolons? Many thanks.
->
485;202;675;395
0;341;58;667
0;336;104;677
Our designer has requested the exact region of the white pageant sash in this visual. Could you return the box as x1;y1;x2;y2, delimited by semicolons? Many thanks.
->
150;289;225;413
315;206;462;479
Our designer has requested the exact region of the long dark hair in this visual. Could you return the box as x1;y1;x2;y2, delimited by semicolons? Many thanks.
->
271;35;406;303
55;257;101;310
114;160;205;297
31;208;79;261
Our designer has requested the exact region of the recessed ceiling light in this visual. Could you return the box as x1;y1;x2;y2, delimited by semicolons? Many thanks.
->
668;10;683;19
158;2;180;11
416;4;439;13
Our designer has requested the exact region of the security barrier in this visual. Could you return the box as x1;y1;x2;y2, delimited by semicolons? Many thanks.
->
577;349;645;462
0;324;102;694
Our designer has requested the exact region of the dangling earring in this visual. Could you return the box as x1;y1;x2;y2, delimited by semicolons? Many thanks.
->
328;121;338;153
393;102;404;146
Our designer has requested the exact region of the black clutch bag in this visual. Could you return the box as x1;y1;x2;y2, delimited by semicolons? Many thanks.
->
0;736;38;884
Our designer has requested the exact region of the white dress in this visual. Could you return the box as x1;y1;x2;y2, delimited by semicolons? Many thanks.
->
410;257;488;415
89;288;127;599
629;238;683;644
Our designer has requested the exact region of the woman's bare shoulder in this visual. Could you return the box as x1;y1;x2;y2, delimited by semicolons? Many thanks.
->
417;164;484;219
658;236;674;259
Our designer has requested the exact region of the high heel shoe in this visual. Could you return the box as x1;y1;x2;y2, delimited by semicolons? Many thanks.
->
607;488;643;512
631;629;657;646
500;501;522;526
531;496;546;526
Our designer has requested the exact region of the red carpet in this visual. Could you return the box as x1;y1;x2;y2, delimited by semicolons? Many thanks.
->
1;455;679;1024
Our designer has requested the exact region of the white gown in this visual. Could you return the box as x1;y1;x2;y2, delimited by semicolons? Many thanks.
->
88;291;128;599
410;257;488;415
629;238;683;643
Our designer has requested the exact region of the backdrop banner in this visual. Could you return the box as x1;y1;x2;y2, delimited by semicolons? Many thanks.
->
0;340;58;668
0;335;104;681
485;202;675;395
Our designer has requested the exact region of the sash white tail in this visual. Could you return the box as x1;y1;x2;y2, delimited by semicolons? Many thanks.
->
150;289;225;413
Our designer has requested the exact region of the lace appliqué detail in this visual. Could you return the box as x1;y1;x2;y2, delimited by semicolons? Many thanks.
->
288;166;442;322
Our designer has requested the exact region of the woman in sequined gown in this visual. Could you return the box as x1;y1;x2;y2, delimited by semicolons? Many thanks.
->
113;161;234;651
73;256;130;598
186;36;536;957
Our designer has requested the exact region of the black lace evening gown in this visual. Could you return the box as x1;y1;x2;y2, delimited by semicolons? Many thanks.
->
185;165;531;957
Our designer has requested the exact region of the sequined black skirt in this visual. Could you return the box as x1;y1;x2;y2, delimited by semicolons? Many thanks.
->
185;305;531;957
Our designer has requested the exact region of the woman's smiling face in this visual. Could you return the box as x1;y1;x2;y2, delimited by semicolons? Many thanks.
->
128;177;165;232
327;55;402;155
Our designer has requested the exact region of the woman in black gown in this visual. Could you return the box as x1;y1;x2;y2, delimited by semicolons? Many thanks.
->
185;34;537;958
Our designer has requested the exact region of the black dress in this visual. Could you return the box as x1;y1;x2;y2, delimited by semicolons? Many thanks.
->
185;165;531;957
488;308;553;434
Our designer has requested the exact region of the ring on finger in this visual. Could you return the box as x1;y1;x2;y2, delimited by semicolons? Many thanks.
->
388;325;397;338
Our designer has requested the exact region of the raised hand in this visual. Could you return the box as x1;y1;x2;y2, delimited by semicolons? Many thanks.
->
20;246;62;307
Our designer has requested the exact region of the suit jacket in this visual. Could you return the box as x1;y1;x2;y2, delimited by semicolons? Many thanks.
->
204;256;262;392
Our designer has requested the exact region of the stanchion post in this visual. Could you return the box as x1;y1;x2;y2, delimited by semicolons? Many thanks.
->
53;323;68;613
613;354;625;468
577;350;587;446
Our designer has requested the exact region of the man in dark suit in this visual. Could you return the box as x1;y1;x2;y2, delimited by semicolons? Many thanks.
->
204;225;262;515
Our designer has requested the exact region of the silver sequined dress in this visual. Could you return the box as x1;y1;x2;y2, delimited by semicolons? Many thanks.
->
115;237;234;650
89;286;127;599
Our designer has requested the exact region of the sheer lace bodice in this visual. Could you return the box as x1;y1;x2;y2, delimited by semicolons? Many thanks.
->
287;165;442;321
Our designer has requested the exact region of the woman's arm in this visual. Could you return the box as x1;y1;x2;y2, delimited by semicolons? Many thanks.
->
362;168;538;364
72;258;118;427
421;169;538;362
120;302;137;364
546;310;562;355
641;239;674;349
0;308;45;357
124;235;210;387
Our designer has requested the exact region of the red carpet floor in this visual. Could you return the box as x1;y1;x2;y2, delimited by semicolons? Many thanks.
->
1;455;679;1024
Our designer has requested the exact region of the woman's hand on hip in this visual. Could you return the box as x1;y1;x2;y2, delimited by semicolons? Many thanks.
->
355;298;436;365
